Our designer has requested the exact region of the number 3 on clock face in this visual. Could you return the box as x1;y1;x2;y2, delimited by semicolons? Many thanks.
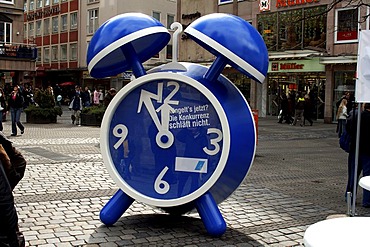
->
100;73;230;207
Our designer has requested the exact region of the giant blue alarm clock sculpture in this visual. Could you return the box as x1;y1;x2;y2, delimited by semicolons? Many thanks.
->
87;12;268;236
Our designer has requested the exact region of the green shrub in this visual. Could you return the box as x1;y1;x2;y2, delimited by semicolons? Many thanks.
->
82;105;106;116
24;105;62;118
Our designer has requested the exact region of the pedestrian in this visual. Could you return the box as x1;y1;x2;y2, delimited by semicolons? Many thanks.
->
93;88;100;105
69;86;83;126
103;88;117;107
8;86;25;137
336;98;348;138
81;87;91;107
356;103;370;207
278;94;289;124
0;88;6;131
345;104;362;205
291;91;305;126
0;131;27;246
303;94;313;126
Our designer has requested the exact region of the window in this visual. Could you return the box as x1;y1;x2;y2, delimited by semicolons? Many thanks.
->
88;0;98;2
88;9;99;34
44;0;49;6
52;16;58;33
335;7;359;43
61;14;67;32
44;18;50;35
0;22;12;44
28;22;34;37
0;0;14;4
43;47;50;62
51;45;58;61
167;14;174;29
70;43;77;60
37;49;41;62
36;0;42;8
218;0;233;4
70;12;77;29
24;2;27;11
36;20;42;36
60;44;67;61
29;0;34;10
53;0;59;4
257;6;327;51
153;11;160;21
166;45;172;60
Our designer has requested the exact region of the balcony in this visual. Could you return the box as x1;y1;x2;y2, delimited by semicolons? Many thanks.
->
0;43;37;72
0;43;37;60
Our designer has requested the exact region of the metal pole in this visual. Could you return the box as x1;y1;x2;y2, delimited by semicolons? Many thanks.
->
351;103;362;216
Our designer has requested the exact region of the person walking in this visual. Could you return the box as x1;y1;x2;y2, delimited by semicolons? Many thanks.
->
303;94;313;126
69;86;83;126
278;94;289;124
8;86;25;137
291;91;305;126
358;103;370;207
336;98;348;138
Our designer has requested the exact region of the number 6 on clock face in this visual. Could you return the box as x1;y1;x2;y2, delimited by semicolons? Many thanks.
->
101;73;230;207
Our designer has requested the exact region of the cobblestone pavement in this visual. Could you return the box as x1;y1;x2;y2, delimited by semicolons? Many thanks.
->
5;109;369;247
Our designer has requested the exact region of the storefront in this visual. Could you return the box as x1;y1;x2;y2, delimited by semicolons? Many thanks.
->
267;57;326;119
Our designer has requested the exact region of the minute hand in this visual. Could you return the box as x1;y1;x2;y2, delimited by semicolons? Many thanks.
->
137;89;162;131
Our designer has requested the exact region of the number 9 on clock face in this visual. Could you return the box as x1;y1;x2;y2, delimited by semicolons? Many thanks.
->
100;73;230;207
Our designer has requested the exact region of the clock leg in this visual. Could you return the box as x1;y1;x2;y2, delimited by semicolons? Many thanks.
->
100;189;135;226
195;191;226;236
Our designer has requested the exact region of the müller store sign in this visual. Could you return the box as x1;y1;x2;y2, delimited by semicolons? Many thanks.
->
268;58;325;73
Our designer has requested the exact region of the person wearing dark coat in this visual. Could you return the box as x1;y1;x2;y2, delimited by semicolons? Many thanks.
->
8;86;25;137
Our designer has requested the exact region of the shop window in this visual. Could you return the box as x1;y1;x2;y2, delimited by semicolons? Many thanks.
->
257;6;327;51
257;12;277;51
335;7;359;43
37;49;41;62
44;0;49;6
29;0;34;11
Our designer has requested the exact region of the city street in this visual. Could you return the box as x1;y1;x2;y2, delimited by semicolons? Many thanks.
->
7;108;369;246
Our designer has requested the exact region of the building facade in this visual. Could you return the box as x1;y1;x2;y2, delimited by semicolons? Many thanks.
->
178;0;364;123
0;0;36;89
23;0;177;94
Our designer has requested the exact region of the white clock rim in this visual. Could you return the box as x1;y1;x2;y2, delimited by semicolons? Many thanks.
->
100;72;231;207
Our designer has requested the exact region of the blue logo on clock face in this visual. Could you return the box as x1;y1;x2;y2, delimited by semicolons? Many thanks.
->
108;79;224;200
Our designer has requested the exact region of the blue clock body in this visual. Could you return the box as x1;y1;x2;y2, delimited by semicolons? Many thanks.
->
100;62;256;210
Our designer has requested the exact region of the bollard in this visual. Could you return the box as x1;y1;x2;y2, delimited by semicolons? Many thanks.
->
252;109;259;144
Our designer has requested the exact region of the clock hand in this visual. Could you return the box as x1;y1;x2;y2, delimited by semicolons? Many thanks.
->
156;103;176;148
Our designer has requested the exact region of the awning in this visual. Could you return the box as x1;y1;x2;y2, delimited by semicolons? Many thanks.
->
319;55;357;64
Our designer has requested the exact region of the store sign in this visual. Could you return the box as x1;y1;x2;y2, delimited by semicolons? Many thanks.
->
268;58;325;73
276;0;320;8
260;0;270;11
26;6;60;21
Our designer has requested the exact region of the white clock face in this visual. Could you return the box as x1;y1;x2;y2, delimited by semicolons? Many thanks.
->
101;73;230;207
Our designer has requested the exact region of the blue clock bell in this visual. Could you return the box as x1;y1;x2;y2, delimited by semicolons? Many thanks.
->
87;12;268;236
